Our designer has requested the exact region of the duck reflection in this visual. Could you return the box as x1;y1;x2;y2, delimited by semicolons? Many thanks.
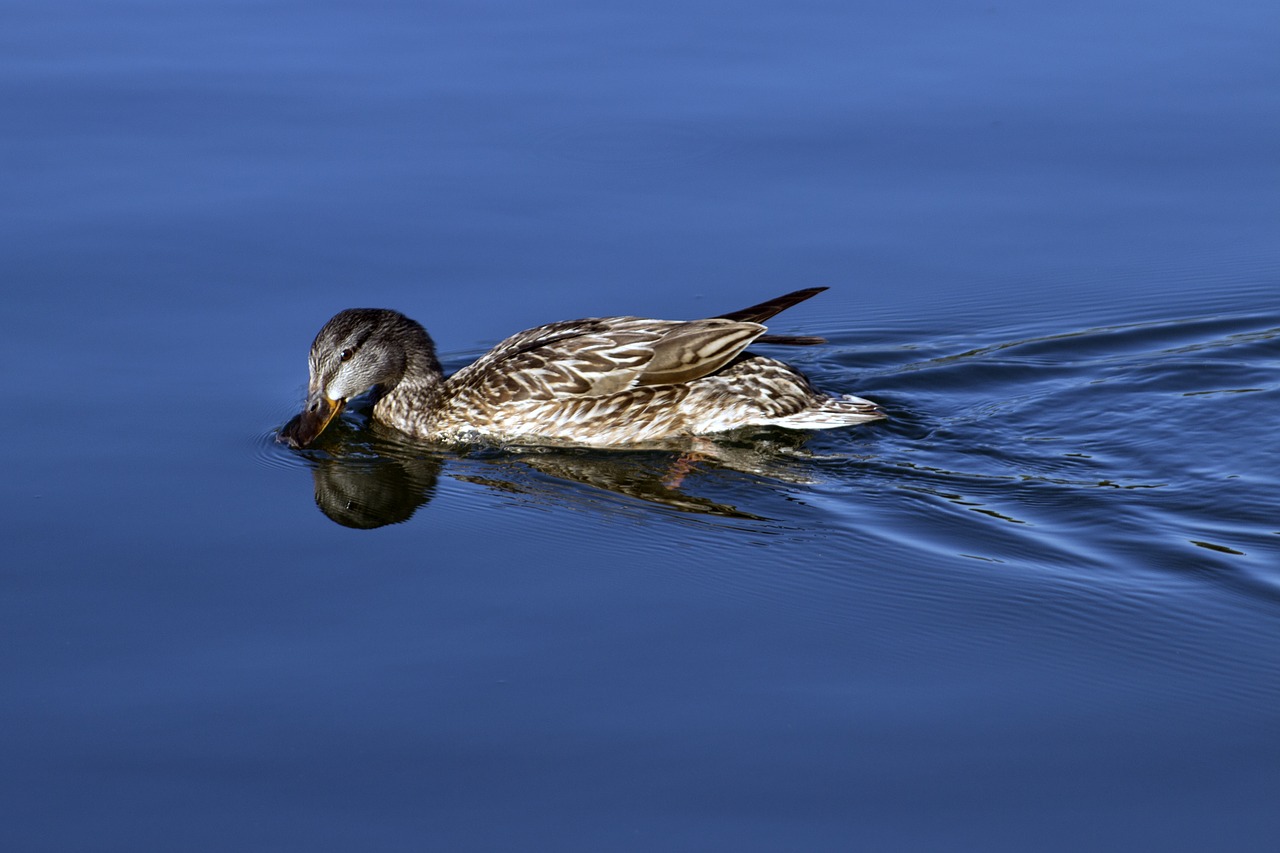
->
281;412;815;528
280;416;444;528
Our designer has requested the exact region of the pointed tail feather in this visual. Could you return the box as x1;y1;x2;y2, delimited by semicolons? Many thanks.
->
755;334;827;346
715;287;828;323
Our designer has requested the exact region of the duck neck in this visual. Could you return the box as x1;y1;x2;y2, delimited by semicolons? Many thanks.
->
372;323;446;433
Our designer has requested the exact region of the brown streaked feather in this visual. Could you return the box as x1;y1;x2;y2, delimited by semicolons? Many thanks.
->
635;319;764;386
484;320;615;360
450;316;771;403
432;288;845;434
715;287;828;323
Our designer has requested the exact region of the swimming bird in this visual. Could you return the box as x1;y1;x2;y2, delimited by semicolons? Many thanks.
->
280;287;883;449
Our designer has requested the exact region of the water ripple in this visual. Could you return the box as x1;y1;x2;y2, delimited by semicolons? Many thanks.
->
784;307;1280;604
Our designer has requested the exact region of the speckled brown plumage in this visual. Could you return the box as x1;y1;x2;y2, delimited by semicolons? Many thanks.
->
280;287;884;449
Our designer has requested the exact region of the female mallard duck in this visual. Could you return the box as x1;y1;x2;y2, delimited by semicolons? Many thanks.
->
280;287;883;449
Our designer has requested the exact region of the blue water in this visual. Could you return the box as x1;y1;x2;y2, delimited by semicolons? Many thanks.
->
4;0;1279;850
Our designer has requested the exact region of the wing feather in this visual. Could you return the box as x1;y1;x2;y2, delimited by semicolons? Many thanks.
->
447;316;767;404
634;320;763;386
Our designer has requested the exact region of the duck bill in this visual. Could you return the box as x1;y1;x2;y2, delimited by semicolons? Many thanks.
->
280;393;346;448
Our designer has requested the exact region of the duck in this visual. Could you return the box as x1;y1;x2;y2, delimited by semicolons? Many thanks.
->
280;287;884;449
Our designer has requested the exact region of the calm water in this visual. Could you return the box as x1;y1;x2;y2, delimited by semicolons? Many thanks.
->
4;0;1279;850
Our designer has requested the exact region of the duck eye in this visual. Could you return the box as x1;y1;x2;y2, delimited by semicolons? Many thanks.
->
339;348;354;362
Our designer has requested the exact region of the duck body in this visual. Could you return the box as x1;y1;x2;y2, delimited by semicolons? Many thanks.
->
281;288;883;449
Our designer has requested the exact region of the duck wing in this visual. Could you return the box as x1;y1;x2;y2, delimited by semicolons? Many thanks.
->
450;316;767;402
449;288;830;405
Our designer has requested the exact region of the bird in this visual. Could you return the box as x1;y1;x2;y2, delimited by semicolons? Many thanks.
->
279;287;884;449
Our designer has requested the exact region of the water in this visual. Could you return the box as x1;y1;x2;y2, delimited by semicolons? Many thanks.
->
4;0;1279;850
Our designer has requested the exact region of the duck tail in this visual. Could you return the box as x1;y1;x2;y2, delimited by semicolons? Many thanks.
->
754;333;827;346
715;287;828;323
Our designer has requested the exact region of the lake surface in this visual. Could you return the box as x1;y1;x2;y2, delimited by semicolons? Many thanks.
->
4;0;1279;850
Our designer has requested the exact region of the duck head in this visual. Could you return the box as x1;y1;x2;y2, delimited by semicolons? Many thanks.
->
280;308;422;448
